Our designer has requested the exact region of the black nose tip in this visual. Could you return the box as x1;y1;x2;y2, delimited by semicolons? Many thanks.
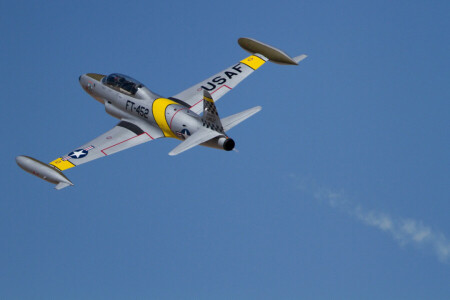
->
79;75;82;81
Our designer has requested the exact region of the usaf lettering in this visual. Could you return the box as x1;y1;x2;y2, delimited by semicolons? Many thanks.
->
201;63;243;91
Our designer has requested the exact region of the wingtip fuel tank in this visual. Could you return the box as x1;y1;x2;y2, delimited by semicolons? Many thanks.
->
16;156;73;190
238;37;307;65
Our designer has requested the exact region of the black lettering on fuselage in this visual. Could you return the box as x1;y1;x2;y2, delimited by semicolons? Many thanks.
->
126;100;135;110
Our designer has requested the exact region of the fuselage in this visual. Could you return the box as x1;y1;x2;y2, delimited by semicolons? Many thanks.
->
79;73;230;149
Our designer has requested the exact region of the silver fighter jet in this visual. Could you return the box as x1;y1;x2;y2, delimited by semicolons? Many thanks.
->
16;38;307;189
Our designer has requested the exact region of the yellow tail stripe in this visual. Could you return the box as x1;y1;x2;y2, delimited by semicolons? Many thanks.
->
204;95;214;103
152;98;177;138
240;55;266;70
50;158;75;171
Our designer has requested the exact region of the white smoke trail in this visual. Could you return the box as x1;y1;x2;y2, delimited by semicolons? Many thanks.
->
291;175;450;264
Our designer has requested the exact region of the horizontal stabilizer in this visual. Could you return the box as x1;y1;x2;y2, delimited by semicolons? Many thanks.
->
221;106;262;132
169;128;222;156
238;37;307;65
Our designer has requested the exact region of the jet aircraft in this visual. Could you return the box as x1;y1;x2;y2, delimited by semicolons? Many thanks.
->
16;38;307;189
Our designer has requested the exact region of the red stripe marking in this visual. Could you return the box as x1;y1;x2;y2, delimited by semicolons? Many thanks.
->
101;132;153;156
190;85;232;109
169;107;187;129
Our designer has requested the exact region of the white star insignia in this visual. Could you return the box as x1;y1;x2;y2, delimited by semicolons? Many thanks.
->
71;150;86;158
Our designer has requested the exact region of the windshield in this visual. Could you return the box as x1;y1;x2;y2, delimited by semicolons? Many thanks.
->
103;73;144;96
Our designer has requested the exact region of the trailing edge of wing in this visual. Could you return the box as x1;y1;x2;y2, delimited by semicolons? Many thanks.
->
169;128;222;156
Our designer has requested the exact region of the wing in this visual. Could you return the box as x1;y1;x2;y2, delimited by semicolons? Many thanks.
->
49;120;164;171
170;53;268;114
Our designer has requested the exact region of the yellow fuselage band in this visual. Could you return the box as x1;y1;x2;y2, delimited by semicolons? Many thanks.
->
152;98;177;138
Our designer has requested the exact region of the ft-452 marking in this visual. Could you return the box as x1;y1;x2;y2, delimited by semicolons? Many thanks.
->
126;100;149;118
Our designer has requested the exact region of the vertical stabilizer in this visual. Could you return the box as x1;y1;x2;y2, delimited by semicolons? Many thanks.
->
202;90;224;133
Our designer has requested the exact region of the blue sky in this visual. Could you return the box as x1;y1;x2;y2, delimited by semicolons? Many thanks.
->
1;0;449;299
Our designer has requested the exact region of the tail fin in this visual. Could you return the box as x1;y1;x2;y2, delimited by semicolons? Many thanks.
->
202;90;225;133
169;90;226;156
168;91;262;156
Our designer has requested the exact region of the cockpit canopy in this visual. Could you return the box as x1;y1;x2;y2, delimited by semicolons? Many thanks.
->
102;73;159;100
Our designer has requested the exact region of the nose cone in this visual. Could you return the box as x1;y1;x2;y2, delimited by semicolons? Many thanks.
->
79;73;107;104
15;155;28;168
79;73;107;91
79;74;88;89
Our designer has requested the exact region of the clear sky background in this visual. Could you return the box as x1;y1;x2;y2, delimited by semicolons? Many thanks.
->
1;0;449;299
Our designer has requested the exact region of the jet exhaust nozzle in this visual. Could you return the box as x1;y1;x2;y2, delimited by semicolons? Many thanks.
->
218;137;235;151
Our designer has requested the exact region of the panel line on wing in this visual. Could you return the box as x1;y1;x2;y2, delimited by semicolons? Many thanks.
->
101;132;153;156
